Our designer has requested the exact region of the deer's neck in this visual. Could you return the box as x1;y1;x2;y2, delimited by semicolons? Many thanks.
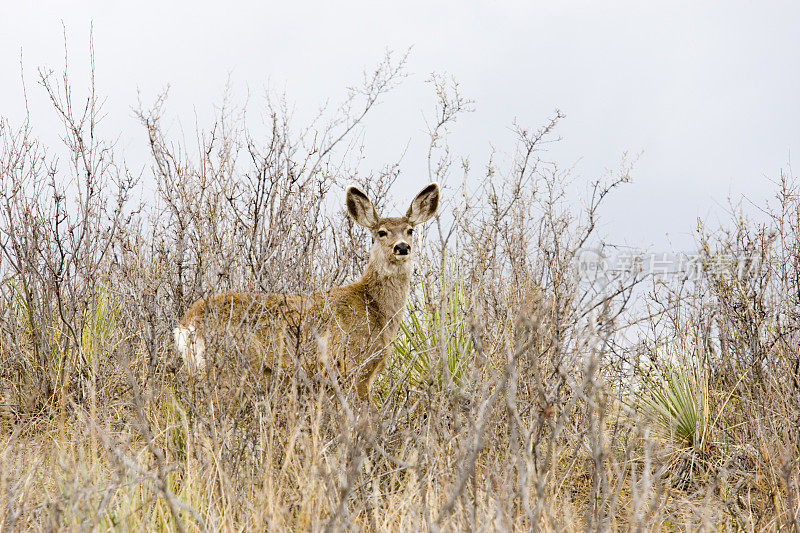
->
359;257;412;323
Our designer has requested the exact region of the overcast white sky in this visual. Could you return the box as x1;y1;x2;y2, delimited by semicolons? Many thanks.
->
2;1;799;251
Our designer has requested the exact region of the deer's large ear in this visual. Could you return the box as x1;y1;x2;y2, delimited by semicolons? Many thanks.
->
406;183;440;225
346;186;379;228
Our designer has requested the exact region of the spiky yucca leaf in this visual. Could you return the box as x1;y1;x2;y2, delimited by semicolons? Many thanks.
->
636;345;710;454
81;287;121;367
389;263;473;391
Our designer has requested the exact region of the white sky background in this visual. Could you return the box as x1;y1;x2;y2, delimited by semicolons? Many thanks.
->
2;1;799;252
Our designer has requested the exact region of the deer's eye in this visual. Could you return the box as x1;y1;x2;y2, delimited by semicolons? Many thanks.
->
377;230;388;238
407;228;414;236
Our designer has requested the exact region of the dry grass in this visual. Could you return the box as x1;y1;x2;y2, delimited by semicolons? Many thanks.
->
1;48;798;531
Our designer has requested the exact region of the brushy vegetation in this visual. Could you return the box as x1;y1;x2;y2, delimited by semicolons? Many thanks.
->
1;49;798;531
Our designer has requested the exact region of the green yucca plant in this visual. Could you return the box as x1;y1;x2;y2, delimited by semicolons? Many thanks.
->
636;344;710;455
80;287;121;368
7;282;120;371
389;262;473;391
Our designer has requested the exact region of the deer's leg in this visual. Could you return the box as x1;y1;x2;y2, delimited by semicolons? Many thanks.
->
356;346;388;400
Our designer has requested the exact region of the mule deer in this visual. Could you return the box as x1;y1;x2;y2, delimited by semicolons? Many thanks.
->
174;183;439;398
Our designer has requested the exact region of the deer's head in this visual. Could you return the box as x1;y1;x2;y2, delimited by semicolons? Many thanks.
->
346;183;439;274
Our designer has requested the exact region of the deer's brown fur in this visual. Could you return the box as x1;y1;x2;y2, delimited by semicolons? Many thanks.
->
174;183;439;398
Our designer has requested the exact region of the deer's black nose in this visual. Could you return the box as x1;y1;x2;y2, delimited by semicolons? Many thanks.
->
394;242;411;255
